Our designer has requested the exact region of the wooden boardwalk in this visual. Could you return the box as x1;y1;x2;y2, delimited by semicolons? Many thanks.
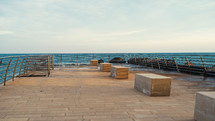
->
0;66;214;121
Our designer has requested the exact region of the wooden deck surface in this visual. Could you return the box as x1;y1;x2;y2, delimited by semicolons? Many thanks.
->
0;66;214;121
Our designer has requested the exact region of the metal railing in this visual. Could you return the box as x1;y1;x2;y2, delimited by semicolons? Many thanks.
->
1;53;215;80
128;54;215;77
0;55;54;86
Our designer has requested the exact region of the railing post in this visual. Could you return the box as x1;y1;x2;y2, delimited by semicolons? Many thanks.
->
185;56;190;67
19;58;25;78
4;58;13;86
24;57;30;74
52;55;54;70
12;58;20;81
156;56;160;69
163;57;168;68
29;57;33;71
0;59;2;66
27;57;32;71
172;57;179;72
143;55;146;66
28;57;33;71
150;56;153;68
48;56;50;77
30;56;34;71
200;56;206;71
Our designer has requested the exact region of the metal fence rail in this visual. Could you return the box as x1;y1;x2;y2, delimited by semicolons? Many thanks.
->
128;54;215;77
51;54;215;77
1;54;215;82
0;55;54;86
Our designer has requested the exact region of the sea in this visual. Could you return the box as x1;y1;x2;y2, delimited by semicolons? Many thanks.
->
1;53;215;65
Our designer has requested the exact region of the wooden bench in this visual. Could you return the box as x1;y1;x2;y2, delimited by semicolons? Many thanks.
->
135;73;171;96
91;60;98;66
194;92;215;121
100;63;112;72
111;66;129;79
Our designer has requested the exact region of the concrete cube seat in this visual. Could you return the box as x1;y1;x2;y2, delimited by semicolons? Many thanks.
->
194;92;215;121
100;63;112;72
91;60;98;66
111;66;129;79
135;73;171;96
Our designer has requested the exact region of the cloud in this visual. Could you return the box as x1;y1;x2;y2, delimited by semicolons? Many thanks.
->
104;30;145;36
0;0;215;53
53;29;145;42
0;31;13;35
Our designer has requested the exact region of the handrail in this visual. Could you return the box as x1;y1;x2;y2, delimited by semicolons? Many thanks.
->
0;55;54;86
12;58;19;81
128;54;215;77
19;58;25;78
4;58;12;86
1;54;215;79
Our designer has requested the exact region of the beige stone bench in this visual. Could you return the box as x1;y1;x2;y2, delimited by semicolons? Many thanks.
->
194;92;215;121
91;60;98;66
100;63;112;72
134;73;171;96
111;66;129;79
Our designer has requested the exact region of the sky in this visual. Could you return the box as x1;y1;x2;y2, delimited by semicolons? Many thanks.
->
0;0;215;53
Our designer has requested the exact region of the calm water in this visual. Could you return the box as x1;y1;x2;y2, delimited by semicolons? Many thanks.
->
1;53;215;63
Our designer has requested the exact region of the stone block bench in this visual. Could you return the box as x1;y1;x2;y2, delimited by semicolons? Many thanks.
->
134;73;171;96
91;60;98;66
111;66;129;79
100;63;112;72
194;92;215;121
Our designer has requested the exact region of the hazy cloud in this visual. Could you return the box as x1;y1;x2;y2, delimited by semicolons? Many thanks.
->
104;30;145;36
0;0;215;53
0;31;13;35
